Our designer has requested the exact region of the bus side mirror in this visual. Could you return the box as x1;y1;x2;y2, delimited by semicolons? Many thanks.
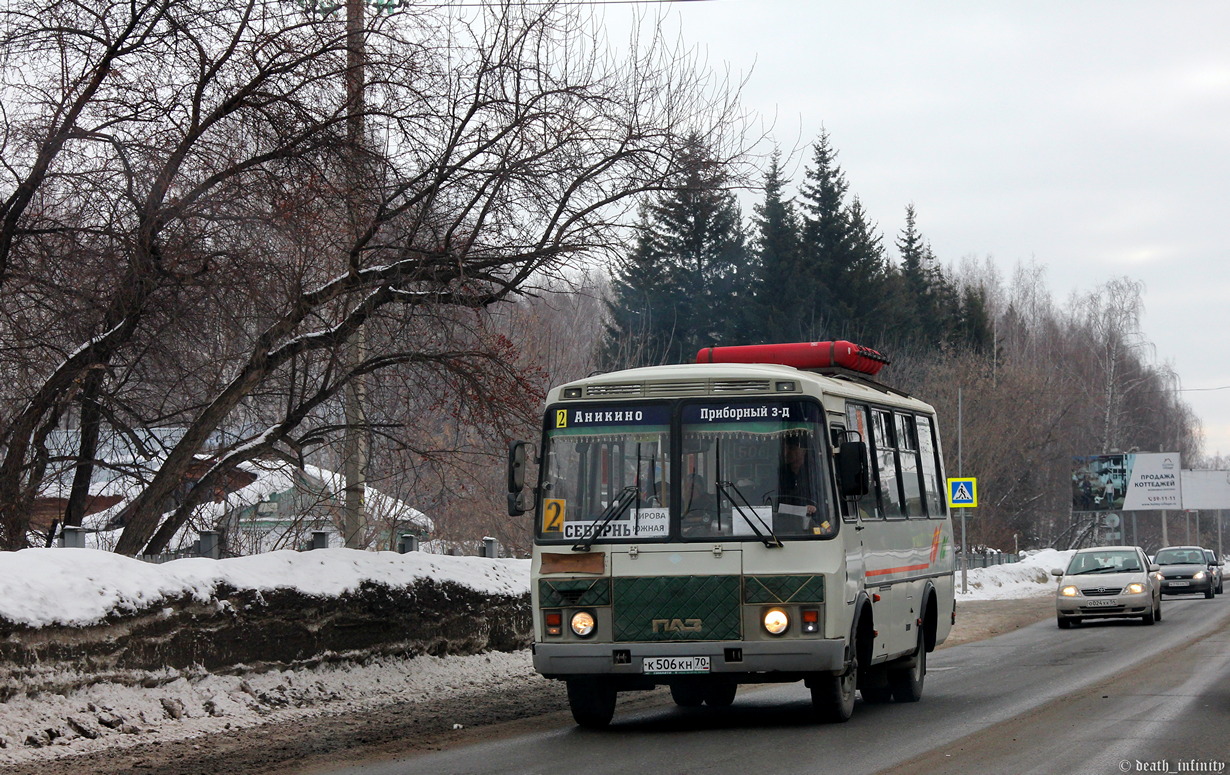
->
507;441;529;516
508;491;529;517
508;440;528;492
837;440;869;498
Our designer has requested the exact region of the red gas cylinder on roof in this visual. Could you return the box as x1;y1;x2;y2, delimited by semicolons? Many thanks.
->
695;341;889;376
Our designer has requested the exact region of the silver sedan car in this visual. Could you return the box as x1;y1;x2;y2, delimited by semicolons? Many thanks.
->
1053;546;1162;628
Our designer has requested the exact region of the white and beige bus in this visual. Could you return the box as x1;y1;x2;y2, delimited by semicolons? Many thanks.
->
507;341;955;727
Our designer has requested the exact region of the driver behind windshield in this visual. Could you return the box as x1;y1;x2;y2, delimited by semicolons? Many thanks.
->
779;434;817;516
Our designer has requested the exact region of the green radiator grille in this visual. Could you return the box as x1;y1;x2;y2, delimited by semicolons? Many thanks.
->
612;576;741;642
743;575;825;604
538;578;611;608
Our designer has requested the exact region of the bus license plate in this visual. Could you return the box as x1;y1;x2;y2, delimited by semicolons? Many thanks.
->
1083;599;1118;607
643;656;710;674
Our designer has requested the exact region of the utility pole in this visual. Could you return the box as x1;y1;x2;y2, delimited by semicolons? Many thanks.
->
959;386;967;594
340;0;369;549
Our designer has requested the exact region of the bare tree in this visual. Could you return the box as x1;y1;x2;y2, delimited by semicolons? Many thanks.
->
0;0;749;552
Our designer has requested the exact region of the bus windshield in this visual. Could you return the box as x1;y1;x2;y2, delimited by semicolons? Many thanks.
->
538;404;672;543
535;399;834;544
679;400;833;540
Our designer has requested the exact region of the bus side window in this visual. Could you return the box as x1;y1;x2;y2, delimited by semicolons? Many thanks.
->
896;413;923;517
873;409;905;519
844;404;879;520
917;415;945;517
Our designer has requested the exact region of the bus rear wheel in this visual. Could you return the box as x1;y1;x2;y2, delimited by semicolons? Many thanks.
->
567;679;616;728
888;631;926;702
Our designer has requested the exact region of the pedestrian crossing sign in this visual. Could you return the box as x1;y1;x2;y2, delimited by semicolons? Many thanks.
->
947;478;978;508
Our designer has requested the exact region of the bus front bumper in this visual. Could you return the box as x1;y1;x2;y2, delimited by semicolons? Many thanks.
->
534;639;847;678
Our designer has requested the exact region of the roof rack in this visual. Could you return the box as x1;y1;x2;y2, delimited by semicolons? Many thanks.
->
695;341;890;376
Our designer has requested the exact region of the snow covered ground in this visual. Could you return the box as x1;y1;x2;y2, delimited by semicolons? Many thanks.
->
0;546;1067;766
0;547;528;629
954;548;1073;600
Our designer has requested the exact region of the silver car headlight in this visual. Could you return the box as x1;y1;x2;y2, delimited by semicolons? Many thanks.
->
1124;582;1145;595
1193;571;1207;581
1059;585;1079;597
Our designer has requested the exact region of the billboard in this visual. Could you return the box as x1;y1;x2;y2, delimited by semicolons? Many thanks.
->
1180;470;1230;510
1072;453;1182;511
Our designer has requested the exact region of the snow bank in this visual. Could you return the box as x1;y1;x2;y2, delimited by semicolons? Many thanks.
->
0;649;541;764
0;548;529;629
955;548;1073;600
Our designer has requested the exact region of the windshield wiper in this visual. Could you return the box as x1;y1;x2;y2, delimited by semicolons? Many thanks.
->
717;480;782;548
573;485;639;552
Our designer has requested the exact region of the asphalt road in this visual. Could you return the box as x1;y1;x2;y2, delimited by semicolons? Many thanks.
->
321;594;1230;775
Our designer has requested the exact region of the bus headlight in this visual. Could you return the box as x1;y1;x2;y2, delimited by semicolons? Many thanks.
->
763;608;790;636
570;610;596;638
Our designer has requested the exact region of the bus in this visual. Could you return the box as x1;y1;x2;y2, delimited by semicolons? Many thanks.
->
506;341;956;727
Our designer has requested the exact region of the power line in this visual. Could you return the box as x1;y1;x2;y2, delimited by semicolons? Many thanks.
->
420;0;713;6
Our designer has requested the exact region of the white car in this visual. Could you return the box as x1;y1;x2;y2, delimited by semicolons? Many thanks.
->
1052;546;1162;628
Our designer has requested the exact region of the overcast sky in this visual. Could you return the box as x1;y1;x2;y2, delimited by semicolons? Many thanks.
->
613;0;1230;461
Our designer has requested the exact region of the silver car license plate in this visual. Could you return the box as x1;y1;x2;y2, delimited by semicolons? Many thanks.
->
1083;599;1118;607
643;656;710;674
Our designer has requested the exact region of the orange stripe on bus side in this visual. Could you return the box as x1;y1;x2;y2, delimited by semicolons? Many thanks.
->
865;563;931;577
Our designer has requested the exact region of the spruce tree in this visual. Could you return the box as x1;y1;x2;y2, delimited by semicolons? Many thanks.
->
751;150;804;343
797;130;851;337
603;134;748;366
894;203;936;346
842;196;889;343
958;283;995;353
603;207;680;368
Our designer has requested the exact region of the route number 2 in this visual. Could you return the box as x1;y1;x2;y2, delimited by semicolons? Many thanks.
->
543;499;566;532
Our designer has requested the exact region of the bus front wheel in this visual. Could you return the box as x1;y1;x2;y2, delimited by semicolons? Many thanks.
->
810;657;857;723
566;679;616;728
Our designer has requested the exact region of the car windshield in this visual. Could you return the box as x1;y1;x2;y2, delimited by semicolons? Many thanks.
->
1155;548;1203;565
1066;550;1142;574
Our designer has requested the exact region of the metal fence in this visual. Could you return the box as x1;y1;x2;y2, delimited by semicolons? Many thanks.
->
960;552;1021;569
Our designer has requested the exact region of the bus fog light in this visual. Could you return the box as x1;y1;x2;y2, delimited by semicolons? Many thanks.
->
763;608;789;636
570;610;596;638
